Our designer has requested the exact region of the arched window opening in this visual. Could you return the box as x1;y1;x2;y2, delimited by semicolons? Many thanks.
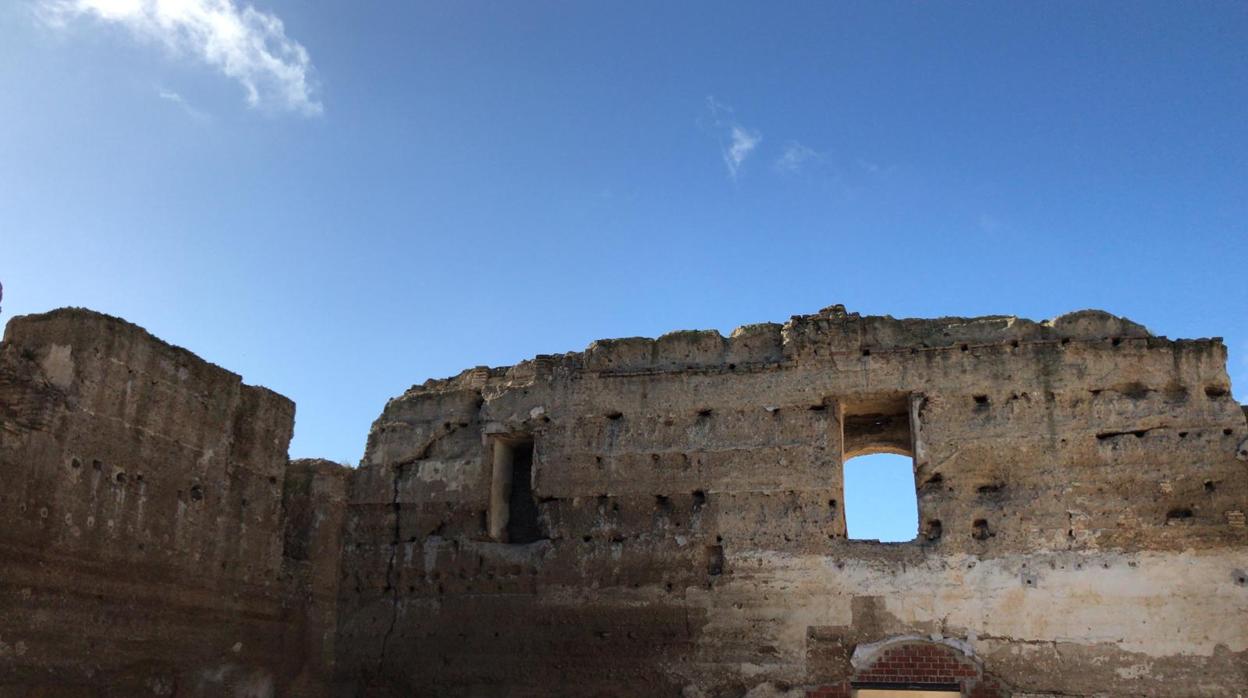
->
844;452;918;542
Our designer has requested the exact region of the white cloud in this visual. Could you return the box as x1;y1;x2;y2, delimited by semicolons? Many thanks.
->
775;141;819;173
40;0;322;115
157;87;210;122
724;125;761;178
705;95;733;122
705;96;760;179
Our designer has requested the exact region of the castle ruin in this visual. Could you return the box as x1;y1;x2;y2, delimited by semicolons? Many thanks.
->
1;305;1246;696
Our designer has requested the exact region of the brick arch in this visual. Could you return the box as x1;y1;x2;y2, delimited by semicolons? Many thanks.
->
806;638;1008;698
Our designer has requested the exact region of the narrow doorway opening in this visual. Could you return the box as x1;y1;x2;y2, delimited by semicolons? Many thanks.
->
489;436;544;544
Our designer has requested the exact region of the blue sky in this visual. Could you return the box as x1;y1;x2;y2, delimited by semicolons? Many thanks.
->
845;454;918;542
1;1;1245;478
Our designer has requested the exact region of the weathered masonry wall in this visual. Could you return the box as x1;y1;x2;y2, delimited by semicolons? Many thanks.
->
0;310;345;697
1;305;1246;697
339;305;1248;697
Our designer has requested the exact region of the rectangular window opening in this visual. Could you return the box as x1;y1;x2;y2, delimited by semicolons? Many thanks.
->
840;394;920;543
489;436;545;544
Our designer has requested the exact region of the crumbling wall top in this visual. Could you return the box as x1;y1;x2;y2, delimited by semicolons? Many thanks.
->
393;306;1158;400
2;306;290;405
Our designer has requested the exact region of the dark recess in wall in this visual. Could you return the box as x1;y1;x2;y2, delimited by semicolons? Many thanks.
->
507;440;544;544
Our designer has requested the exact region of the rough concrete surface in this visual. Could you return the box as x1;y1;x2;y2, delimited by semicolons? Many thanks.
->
1;305;1245;696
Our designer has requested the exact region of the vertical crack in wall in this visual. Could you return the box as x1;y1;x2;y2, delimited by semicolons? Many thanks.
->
373;459;405;682
372;416;472;687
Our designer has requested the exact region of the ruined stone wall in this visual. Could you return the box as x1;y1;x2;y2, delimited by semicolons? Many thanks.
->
336;306;1248;697
0;310;345;697
2;305;1245;697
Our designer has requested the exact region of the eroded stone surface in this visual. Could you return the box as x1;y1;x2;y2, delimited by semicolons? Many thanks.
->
1;305;1245;697
0;309;345;697
340;305;1248;697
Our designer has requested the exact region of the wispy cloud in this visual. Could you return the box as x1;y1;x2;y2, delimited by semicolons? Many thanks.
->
705;96;760;179
157;87;210;122
40;0;322;116
724;126;761;178
775;141;820;173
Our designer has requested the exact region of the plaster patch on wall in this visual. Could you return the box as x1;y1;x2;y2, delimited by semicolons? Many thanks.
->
731;549;1248;659
40;344;74;389
1115;661;1153;679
